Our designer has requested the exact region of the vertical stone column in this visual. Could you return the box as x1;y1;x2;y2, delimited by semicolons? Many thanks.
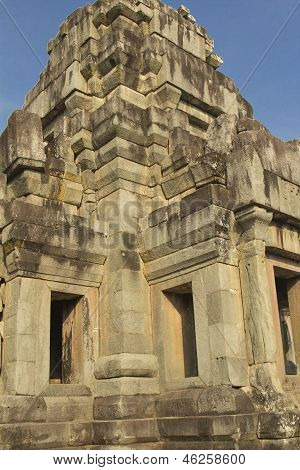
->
0;282;4;393
3;278;51;395
193;263;248;387
95;190;159;397
288;278;300;370
236;206;280;389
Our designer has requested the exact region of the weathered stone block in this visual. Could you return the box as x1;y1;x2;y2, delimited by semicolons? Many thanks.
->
69;421;94;447
94;394;156;420
0;0;299;452
94;377;160;397
93;418;159;445
71;129;94;155
75;149;96;170
0;422;71;449
45;396;93;422
41;384;92;397
158;416;212;440
94;353;159;379
258;412;300;439
0;396;46;424
0;110;45;178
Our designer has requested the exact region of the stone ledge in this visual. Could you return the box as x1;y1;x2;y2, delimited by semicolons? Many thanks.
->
139;204;232;263
40;384;92;397
0;412;299;449
157;414;258;442
144;238;230;283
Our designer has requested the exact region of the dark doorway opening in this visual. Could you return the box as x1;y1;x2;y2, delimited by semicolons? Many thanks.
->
50;300;63;383
49;292;82;384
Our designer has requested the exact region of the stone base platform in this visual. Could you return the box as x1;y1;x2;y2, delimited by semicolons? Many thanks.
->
1;415;300;450
0;388;299;449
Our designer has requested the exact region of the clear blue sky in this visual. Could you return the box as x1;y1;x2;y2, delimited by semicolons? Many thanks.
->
0;0;299;141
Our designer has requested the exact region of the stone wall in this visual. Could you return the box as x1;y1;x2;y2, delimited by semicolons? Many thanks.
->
0;0;299;449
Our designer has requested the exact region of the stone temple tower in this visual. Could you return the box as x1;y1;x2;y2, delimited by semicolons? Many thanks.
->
0;0;299;449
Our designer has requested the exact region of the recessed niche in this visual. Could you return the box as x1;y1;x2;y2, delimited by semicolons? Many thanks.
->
163;283;198;381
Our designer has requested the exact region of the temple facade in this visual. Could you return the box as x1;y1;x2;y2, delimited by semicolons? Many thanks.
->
0;0;299;449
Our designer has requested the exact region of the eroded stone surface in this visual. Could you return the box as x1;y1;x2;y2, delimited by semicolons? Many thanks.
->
0;0;299;450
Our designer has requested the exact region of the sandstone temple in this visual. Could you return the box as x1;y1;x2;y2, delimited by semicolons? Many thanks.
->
0;0;299;450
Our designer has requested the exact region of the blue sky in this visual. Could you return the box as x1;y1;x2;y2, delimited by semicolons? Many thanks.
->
0;0;299;140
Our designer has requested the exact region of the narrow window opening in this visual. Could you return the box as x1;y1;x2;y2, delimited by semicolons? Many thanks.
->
163;283;198;380
50;300;63;383
49;292;82;384
275;273;298;375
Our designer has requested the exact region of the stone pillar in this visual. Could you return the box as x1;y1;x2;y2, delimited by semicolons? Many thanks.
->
3;278;51;396
193;263;248;387
288;278;300;370
95;190;159;397
0;283;4;393
236;206;280;389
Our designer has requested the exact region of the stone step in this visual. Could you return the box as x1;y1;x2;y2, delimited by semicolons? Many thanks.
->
0;421;93;450
0;395;93;425
1;413;300;450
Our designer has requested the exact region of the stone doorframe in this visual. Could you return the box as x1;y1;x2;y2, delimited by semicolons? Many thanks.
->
3;277;99;396
266;255;300;387
151;262;248;392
